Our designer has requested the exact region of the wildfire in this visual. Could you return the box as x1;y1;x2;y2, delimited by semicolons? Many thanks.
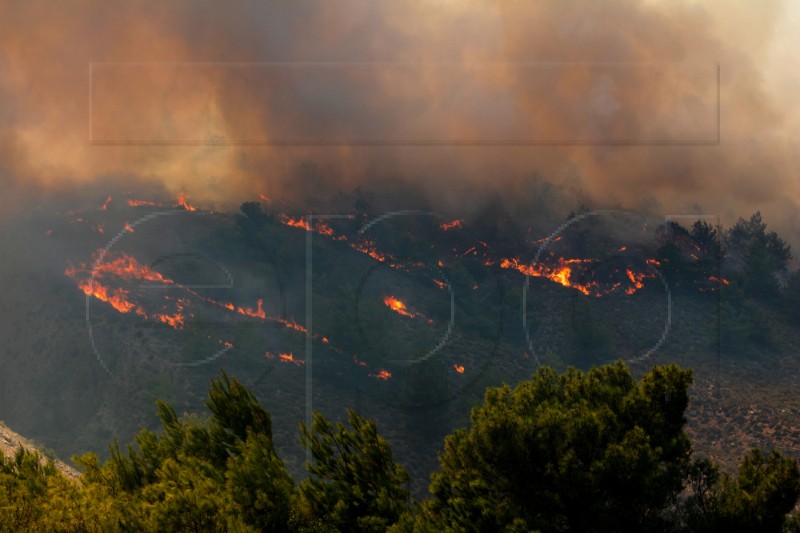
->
275;317;308;334
433;279;447;289
66;253;184;327
453;364;465;374
282;216;312;231
81;253;174;283
153;312;185;329
75;279;136;314
708;276;730;285
236;299;266;319
175;192;197;211
625;269;646;295
279;215;336;237
498;254;660;297
352;239;396;264
440;219;464;231
279;352;304;366
99;196;112;211
370;369;392;380
383;295;416;319
259;194;271;203
499;257;597;296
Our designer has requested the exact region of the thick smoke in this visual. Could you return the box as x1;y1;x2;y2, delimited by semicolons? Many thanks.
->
0;0;798;245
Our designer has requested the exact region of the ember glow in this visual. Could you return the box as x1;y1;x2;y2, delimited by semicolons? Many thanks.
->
453;364;465;374
383;295;416;319
352;239;396;264
98;196;112;211
440;219;464;231
279;352;304;366
175;192;197;211
75;279;137;314
65;253;181;326
499;257;598;296
236;299;266;319
370;369;392;380
499;255;657;297
625;269;646;295
282;216;311;231
278;215;336;237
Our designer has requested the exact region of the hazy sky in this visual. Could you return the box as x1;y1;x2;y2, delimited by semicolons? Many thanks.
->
0;0;798;244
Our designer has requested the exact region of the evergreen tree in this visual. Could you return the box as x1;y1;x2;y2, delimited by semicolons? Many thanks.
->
298;409;411;532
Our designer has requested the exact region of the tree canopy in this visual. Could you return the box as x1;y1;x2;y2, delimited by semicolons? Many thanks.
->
1;365;799;532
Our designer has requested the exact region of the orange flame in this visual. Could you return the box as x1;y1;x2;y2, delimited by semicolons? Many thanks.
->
153;312;185;329
440;219;464;231
283;216;311;231
383;295;416;318
175;192;197;211
259;193;271;203
76;279;136;314
84;254;173;283
276;317;307;334
625;269;646;295
279;352;304;366
66;253;181;327
499;257;596;296
453;364;465;374
370;369;392;380
279;215;336;237
236;299;266;319
352;239;395;264
99;196;112;211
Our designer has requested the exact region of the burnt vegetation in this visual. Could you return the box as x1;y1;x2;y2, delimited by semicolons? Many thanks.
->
4;194;800;531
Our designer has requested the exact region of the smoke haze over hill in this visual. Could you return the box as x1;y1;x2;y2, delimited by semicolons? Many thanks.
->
0;0;798;248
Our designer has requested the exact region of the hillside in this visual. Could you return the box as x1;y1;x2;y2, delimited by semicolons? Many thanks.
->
0;421;79;479
0;198;797;495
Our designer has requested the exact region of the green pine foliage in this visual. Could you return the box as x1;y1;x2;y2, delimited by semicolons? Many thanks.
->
1;365;799;532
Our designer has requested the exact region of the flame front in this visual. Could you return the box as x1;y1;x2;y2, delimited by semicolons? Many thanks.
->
237;299;266;319
499;257;596;296
453;364;465;374
175;193;197;211
370;369;392;380
383;295;416;319
440;219;464;231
